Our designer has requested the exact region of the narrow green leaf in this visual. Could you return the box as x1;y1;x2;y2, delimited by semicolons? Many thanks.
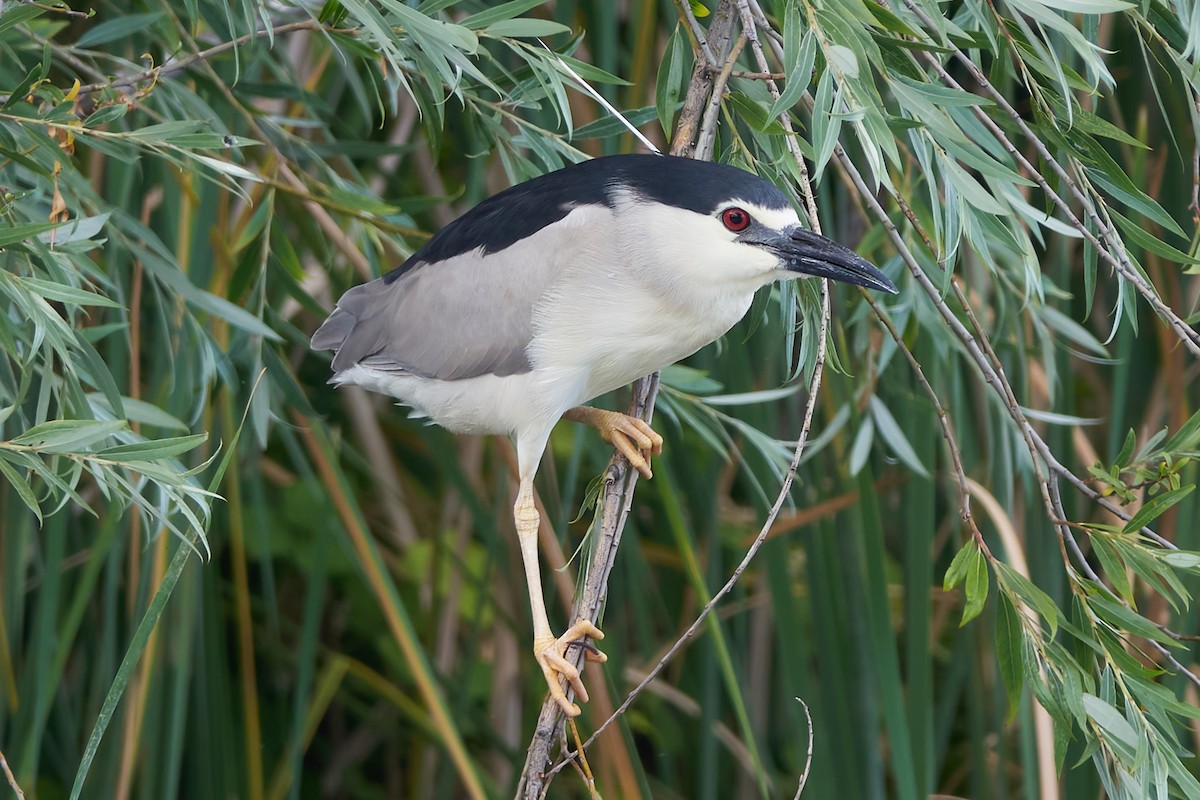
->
961;547;988;625
76;11;164;47
68;532;199;800
125;120;208;142
0;455;43;523
167;133;258;149
459;0;546;29
656;25;687;138
191;154;262;183
1115;428;1136;466
1088;594;1177;646
83;104;128;128
1032;0;1133;12
15;276;120;308
1110;209;1198;265
97;434;208;461
892;74;992;107
1163;406;1200;453
571;105;660;140
485;18;571;38
996;593;1025;720
88;394;189;432
848;415;874;475
10;419;127;451
944;539;976;590
1091;535;1134;606
996;564;1061;637
1122;485;1195;533
1040;306;1109;356
862;1;922;36
811;69;840;178
1081;693;1139;751
0;220;67;247
869;396;929;477
1160;551;1200;571
0;4;45;38
1071;106;1149;149
767;8;813;118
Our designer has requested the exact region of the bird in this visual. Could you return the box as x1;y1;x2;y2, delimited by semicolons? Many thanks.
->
311;153;897;717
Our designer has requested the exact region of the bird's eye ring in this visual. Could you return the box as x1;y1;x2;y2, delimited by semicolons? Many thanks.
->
721;207;751;232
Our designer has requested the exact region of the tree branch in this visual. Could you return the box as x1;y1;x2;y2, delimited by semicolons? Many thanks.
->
515;3;747;796
524;4;841;792
73;19;328;97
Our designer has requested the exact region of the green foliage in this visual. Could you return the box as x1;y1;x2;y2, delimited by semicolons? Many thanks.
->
1;0;1199;799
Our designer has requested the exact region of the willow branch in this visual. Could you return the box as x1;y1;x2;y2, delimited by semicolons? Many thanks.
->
74;19;329;97
900;0;1200;359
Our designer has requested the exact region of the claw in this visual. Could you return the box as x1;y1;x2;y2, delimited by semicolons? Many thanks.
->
534;620;606;717
565;407;665;479
567;638;604;658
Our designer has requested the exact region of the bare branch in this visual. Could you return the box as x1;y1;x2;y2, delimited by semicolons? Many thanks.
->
0;749;25;800
518;2;844;794
791;697;814;800
516;4;746;794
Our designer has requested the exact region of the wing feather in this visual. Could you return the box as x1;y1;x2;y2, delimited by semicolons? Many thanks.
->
311;206;607;380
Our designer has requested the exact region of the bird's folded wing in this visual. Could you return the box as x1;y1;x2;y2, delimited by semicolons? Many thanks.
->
313;247;558;381
312;202;614;381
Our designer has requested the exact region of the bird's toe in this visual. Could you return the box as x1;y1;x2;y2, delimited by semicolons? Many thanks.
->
628;416;664;455
533;621;606;716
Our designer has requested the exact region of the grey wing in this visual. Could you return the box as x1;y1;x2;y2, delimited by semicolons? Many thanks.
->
311;244;558;380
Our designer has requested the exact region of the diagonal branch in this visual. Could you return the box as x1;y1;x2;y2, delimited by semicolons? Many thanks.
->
73;19;328;97
517;2;766;796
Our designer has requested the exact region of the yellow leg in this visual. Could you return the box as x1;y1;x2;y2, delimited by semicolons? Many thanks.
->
563;406;664;478
513;476;607;717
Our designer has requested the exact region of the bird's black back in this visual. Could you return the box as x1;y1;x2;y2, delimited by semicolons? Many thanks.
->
383;154;790;283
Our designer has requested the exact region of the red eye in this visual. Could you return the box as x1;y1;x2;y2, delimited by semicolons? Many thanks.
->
721;207;751;232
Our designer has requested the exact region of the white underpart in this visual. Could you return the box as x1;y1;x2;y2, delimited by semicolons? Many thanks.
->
333;197;803;476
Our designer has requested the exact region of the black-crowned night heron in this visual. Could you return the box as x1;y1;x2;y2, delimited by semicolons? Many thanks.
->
312;154;896;716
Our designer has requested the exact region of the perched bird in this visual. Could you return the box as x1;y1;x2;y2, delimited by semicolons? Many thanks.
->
312;154;896;717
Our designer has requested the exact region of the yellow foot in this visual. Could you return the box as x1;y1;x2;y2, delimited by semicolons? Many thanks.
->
533;620;607;717
566;407;664;478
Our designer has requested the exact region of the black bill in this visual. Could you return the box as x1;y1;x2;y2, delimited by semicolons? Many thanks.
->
759;225;897;294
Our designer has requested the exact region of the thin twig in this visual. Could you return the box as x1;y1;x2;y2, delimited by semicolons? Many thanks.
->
18;0;90;18
547;279;832;784
707;67;786;80
73;20;329;97
862;293;991;554
673;0;718;66
0;749;26;800
695;34;746;162
791;697;814;800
